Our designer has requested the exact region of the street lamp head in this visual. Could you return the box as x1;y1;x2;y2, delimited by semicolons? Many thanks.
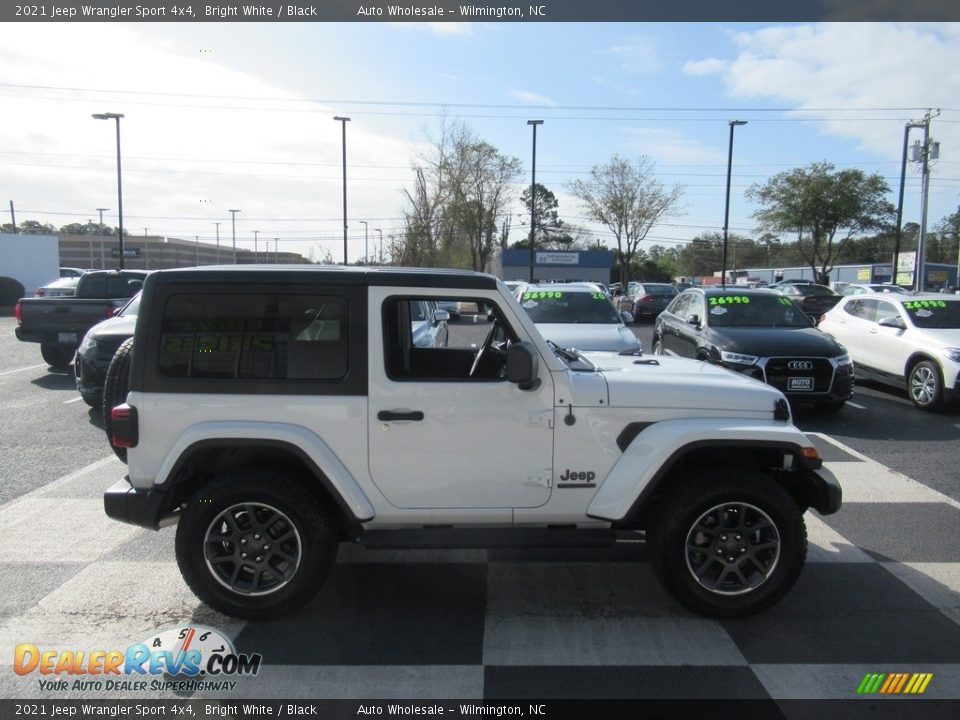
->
730;120;748;127
527;120;544;126
333;116;351;122
92;113;124;120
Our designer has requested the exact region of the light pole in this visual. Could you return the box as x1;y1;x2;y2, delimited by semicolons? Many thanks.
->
92;112;125;268
96;208;108;227
359;220;369;264
334;116;351;264
213;222;221;262
892;122;916;286
375;228;383;265
195;235;200;265
228;209;240;264
721;120;747;289
527;120;543;283
253;229;259;263
912;110;939;292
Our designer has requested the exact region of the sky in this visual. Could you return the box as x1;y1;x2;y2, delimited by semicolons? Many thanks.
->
1;20;959;265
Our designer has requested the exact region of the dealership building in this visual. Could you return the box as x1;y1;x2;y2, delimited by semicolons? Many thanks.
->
498;249;614;284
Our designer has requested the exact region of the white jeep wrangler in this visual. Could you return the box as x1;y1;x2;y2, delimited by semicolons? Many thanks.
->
103;266;840;619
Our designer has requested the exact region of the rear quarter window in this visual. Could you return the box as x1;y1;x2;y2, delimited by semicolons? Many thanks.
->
158;293;348;381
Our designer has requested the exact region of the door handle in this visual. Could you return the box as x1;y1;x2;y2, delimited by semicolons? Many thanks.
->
377;410;425;422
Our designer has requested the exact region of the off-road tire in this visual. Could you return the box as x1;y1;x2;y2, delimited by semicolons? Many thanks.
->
648;471;806;618
175;471;338;619
80;389;101;408
102;337;134;462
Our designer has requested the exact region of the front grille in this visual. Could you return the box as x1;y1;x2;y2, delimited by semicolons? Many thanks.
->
763;357;836;394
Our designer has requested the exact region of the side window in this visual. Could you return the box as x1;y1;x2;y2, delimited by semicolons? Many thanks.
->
384;296;514;381
873;301;900;324
666;294;690;317
158;293;348;381
686;295;704;320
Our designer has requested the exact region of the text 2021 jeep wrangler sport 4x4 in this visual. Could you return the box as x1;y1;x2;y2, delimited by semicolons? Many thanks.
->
103;266;840;619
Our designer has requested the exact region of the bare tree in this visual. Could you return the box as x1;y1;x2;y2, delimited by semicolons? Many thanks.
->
567;155;683;287
402;121;521;271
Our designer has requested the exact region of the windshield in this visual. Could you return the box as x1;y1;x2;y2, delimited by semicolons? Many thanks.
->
520;290;622;324
792;284;836;297
706;294;812;328
120;292;141;317
637;284;676;296
902;299;960;329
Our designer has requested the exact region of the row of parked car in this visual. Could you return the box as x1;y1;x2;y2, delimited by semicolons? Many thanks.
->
507;278;959;413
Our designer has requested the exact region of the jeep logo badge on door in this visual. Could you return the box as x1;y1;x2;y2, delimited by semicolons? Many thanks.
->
787;360;814;371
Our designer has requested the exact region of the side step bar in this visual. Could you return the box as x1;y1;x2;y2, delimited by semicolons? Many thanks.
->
361;526;624;550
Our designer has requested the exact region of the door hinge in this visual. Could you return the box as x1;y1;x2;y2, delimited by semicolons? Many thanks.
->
524;471;553;488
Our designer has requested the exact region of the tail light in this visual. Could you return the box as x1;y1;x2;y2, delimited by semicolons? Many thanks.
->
817;314;826;325
14;302;23;323
105;305;116;318
111;404;139;449
640;295;655;303
34;288;43;296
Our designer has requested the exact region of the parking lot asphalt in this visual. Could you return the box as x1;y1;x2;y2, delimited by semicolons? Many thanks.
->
2;316;959;709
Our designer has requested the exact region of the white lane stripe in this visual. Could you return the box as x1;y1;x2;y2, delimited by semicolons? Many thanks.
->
0;455;117;514
63;396;85;404
0;363;46;377
809;432;960;510
846;402;866;409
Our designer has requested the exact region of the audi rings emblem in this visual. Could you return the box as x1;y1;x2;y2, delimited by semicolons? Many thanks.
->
787;360;814;371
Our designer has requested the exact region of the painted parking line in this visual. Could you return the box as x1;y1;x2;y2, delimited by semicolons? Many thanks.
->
62;396;85;404
0;363;46;378
846;402;866;409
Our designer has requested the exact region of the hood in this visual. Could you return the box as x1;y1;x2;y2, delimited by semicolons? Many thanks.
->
707;327;842;357
87;314;138;339
537;323;641;353
582;352;785;414
908;327;960;348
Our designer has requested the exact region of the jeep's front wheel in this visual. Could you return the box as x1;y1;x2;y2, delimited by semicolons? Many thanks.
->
176;471;338;619
650;472;806;618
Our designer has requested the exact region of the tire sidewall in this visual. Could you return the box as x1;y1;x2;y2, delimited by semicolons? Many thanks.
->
653;477;805;617
909;360;943;410
176;477;335;618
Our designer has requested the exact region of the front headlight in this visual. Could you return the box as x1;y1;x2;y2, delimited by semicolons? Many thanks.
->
944;348;960;363
720;350;759;365
834;353;852;366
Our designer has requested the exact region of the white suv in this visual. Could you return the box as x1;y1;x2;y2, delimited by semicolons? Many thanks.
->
819;293;960;410
103;266;840;619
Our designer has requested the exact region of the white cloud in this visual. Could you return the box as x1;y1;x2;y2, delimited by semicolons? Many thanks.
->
508;90;558;107
620;127;729;167
715;23;960;157
0;24;417;261
389;22;472;36
682;58;729;76
601;38;660;74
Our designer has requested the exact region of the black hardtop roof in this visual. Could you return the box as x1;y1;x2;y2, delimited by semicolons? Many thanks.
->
150;264;499;290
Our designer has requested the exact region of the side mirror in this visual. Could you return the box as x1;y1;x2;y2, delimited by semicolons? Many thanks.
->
507;342;540;390
433;309;450;325
878;316;906;330
687;314;701;327
620;311;634;325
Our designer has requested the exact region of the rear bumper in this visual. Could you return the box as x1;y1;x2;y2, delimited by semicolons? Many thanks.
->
104;477;169;530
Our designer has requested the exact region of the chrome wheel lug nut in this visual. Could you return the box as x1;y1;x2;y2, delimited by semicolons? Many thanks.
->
240;538;247;545
263;545;270;551
740;547;747;554
727;556;735;563
254;534;261;540
720;534;727;542
256;556;262;562
735;535;742;541
240;552;247;559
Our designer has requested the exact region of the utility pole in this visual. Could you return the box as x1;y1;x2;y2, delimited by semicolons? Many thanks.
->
144;227;149;270
9;201;16;231
359;220;368;264
214;222;221;263
228;209;240;264
526;120;543;282
333;116;351;264
254;229;259;263
911;109;940;292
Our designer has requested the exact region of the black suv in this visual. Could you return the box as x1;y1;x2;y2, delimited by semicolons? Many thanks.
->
653;287;854;411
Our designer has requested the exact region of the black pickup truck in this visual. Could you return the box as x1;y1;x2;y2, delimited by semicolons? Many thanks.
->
14;270;148;369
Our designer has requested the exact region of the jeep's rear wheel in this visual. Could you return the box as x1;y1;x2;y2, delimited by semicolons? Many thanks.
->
176;471;338;619
649;472;806;617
